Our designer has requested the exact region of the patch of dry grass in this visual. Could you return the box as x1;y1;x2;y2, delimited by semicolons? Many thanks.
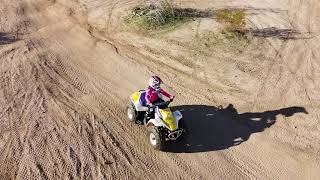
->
125;0;190;32
216;9;246;33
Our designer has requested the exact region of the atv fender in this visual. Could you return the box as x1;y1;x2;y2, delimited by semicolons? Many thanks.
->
130;91;148;112
173;110;183;124
147;118;165;128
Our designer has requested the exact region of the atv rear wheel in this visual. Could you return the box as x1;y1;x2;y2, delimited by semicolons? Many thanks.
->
127;104;137;122
147;127;165;151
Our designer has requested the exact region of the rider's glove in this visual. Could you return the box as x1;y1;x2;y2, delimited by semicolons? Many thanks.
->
170;96;174;102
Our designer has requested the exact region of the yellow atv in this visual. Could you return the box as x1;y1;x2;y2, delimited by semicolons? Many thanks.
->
127;91;184;151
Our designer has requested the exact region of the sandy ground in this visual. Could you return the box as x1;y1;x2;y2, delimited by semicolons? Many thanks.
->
0;0;319;179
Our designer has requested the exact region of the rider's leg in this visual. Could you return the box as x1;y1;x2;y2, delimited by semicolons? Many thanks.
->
144;106;153;125
146;106;154;119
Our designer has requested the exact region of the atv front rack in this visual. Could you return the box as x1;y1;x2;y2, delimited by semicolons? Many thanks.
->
168;129;183;140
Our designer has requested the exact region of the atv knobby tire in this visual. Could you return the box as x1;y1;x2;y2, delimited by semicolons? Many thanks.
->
147;127;165;151
127;104;137;122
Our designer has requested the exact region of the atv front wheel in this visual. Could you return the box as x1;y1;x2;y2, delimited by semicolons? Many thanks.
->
147;127;165;151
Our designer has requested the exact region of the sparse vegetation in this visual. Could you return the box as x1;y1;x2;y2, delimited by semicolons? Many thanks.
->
196;30;250;55
215;9;247;39
125;0;191;32
125;3;249;53
191;8;249;54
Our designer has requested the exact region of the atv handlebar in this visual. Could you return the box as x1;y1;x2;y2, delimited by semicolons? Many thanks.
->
148;98;174;108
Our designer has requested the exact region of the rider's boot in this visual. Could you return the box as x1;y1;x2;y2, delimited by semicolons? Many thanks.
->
143;112;150;125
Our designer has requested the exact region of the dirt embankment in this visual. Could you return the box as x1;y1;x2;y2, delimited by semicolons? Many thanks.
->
0;0;319;179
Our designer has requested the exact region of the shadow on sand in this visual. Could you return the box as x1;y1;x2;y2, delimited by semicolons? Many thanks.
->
0;32;19;45
166;104;308;153
246;27;312;40
171;7;284;19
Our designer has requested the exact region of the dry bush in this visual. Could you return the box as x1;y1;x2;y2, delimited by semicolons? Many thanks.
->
216;9;246;38
127;0;187;31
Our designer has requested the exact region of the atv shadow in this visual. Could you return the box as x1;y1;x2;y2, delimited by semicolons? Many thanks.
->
166;104;308;153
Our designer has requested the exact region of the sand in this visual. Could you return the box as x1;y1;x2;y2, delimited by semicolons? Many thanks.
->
0;0;319;179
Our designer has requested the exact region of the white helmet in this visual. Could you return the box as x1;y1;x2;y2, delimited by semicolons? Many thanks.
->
148;76;162;90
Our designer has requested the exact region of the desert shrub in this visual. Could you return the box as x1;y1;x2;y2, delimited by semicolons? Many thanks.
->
126;0;189;31
216;9;246;35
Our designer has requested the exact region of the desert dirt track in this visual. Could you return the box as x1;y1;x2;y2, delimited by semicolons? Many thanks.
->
0;0;319;179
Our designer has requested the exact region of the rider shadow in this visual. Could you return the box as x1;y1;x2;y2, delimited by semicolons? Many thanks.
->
166;104;308;153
